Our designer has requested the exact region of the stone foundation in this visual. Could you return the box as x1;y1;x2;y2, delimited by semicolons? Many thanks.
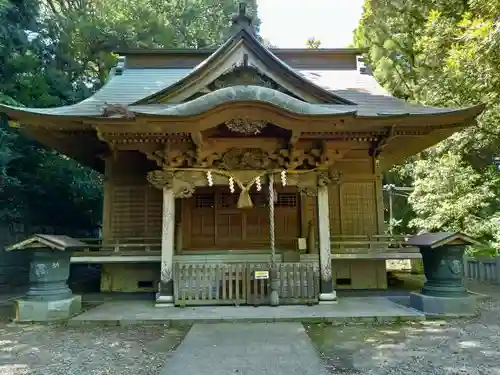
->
319;291;338;304
14;295;82;322
409;292;477;317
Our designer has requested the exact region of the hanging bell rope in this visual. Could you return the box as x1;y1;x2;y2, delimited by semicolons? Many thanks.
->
268;172;276;261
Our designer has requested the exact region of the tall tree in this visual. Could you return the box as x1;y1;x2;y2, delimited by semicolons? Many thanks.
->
41;0;260;86
0;0;261;236
354;0;500;244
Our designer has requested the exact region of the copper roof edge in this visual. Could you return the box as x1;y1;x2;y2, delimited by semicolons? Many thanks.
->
112;47;366;56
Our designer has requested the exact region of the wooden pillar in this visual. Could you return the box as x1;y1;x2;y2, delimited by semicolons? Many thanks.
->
156;187;175;307
147;169;196;307
317;184;337;303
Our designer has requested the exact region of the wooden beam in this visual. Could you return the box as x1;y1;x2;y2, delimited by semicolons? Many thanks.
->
191;132;204;147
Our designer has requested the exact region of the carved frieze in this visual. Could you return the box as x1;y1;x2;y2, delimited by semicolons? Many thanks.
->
145;145;344;170
225;118;267;135
219;148;273;170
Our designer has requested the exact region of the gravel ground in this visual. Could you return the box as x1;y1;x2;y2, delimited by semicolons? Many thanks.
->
0;306;188;375
1;281;499;375
307;282;500;375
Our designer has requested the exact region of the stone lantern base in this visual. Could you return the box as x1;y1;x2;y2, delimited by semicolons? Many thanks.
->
409;292;477;317
5;234;88;322
14;295;82;323
405;232;481;317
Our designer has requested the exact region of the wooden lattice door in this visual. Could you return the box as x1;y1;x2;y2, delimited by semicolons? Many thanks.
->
216;193;244;248
183;188;300;250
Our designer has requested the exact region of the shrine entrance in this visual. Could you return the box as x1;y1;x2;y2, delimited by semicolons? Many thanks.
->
182;186;301;251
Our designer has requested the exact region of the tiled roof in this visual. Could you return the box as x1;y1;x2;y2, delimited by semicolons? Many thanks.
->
0;66;476;119
1;68;192;116
300;69;390;96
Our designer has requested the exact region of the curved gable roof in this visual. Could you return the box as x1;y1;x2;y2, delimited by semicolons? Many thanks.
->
133;29;356;106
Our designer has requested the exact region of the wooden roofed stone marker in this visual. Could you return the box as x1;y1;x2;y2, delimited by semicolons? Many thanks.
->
7;234;86;322
406;232;479;317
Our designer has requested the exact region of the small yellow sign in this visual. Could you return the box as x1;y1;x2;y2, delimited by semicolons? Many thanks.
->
254;270;269;280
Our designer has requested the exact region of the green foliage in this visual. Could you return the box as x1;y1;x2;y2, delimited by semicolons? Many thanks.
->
354;0;500;242
306;37;321;49
409;153;497;237
41;0;260;85
0;0;260;236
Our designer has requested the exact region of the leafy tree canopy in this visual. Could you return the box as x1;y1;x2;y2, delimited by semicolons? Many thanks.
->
0;0;259;236
354;0;500;245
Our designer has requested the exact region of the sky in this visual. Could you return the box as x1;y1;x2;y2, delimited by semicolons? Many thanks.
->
257;0;365;48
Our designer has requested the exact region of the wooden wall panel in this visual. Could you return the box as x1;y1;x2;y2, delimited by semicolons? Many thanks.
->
144;186;163;238
328;185;341;235
304;177;381;237
104;151;162;240
340;182;377;235
109;185;162;239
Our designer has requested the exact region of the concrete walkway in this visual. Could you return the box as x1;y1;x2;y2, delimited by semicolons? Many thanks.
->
69;297;424;326
159;323;329;375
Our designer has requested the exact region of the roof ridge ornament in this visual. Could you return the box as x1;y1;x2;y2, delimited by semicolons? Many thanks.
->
114;56;126;76
230;2;256;36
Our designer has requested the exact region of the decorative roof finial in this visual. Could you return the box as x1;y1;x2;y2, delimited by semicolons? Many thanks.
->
230;2;255;36
239;2;246;16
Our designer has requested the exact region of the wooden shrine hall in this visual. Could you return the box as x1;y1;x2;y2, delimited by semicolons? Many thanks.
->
0;4;484;306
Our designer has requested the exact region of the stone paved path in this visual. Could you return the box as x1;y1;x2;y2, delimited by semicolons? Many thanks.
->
159;322;329;375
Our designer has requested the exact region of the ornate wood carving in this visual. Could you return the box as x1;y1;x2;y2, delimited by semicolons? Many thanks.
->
219;148;271;169
210;66;281;91
146;170;196;198
225;118;267;135
318;170;342;187
294;169;343;197
204;65;305;101
101;103;136;119
145;145;345;170
146;147;197;169
147;170;174;190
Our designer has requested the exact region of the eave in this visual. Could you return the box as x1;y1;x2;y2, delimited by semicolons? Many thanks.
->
0;87;484;130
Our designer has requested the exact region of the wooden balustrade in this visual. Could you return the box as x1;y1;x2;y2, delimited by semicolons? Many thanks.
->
73;237;161;255
70;234;419;261
173;262;319;306
330;234;416;252
277;262;319;304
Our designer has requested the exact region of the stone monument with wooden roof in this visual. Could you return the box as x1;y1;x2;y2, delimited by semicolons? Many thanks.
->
0;3;485;307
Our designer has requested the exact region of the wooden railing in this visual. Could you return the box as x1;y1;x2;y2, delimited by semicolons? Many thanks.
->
277;262;319;304
173;262;319;306
73;237;161;255
71;234;419;259
174;263;247;306
330;235;417;252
